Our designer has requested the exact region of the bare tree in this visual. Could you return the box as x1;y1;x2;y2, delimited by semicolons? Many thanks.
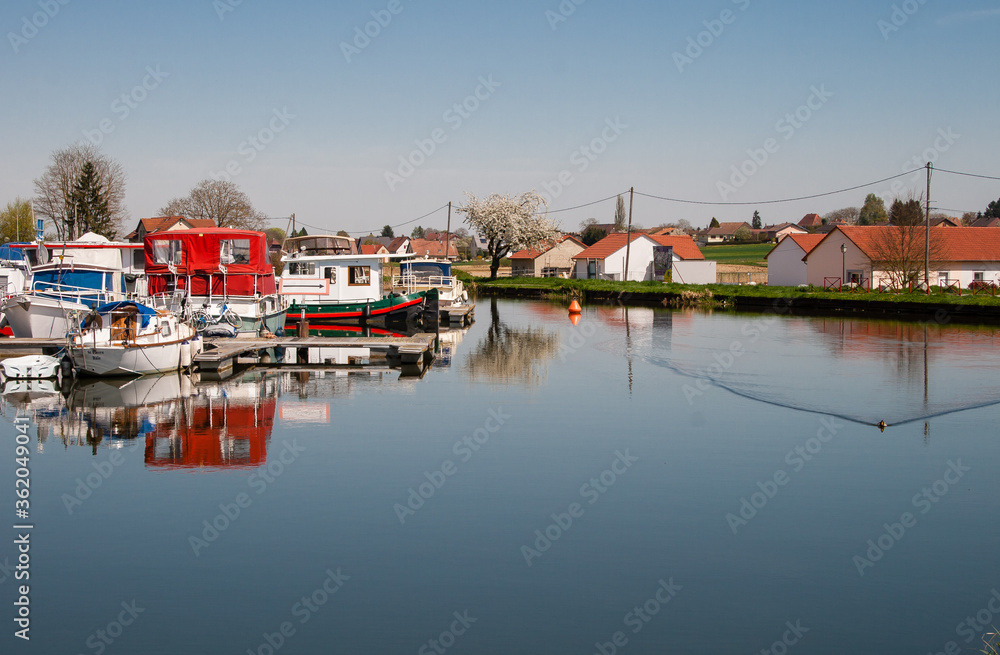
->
867;226;946;289
160;179;266;231
33;143;128;240
823;207;860;225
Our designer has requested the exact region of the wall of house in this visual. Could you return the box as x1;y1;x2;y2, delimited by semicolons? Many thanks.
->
673;260;716;284
510;260;534;277
806;233;870;287
767;240;809;286
536;239;584;276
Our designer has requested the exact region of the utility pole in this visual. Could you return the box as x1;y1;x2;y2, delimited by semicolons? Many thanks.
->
925;163;931;295
445;202;451;260
624;187;634;281
291;212;295;236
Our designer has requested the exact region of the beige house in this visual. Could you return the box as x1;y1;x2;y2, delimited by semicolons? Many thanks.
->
510;236;586;277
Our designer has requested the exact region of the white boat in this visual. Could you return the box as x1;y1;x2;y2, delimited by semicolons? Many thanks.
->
67;301;201;376
1;233;145;339
392;258;470;308
0;354;61;379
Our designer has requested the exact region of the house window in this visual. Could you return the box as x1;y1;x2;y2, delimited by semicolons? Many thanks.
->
152;240;182;265
348;266;371;286
847;270;863;284
287;262;315;276
974;272;985;281
220;239;251;265
938;272;950;285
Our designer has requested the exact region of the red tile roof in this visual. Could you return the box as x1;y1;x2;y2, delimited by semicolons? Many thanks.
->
814;226;1000;263
572;233;704;261
409;238;459;258
798;213;823;227
359;244;385;254
764;233;824;260
509;235;586;260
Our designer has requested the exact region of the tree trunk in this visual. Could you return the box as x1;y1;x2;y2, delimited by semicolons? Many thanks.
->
489;254;501;280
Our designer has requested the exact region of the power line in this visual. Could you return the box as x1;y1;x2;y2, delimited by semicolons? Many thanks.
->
541;192;626;215
934;168;1000;182
634;169;924;206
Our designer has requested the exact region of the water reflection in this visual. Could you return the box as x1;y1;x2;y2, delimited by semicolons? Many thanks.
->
463;297;560;386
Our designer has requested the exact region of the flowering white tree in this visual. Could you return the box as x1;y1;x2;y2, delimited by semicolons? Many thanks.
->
459;191;559;280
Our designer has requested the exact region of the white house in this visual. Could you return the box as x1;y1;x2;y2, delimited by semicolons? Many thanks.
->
572;233;714;283
765;234;825;286
804;226;1000;289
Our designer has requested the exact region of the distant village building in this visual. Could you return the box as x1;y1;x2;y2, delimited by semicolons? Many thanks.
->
798;213;823;228
765;234;825;286
706;222;751;244
126;216;216;243
509;236;586;278
409;238;459;260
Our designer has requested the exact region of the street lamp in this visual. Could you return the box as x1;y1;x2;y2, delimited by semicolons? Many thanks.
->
841;243;847;288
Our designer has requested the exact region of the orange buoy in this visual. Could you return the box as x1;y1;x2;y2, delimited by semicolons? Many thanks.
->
568;300;582;314
569;313;581;326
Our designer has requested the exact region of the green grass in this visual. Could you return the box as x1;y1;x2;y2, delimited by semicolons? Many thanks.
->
457;272;1000;307
701;243;774;266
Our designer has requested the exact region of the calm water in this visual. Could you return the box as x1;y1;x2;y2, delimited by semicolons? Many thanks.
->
2;299;1000;654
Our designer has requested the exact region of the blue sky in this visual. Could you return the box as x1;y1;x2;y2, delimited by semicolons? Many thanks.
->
1;0;998;235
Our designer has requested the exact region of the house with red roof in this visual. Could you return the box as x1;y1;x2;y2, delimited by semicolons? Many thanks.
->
572;233;714;283
510;235;586;278
126;216;216;243
798;213;823;228
706;222;751;244
409;238;459;260
765;233;826;286
803;226;1000;288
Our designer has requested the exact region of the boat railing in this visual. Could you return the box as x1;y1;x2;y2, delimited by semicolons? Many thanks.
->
30;280;119;305
392;273;457;291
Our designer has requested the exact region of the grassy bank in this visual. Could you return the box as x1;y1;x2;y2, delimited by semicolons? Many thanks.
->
457;272;1000;313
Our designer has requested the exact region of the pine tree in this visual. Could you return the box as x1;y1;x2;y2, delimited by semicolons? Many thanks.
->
68;161;116;239
752;210;762;230
709;217;720;229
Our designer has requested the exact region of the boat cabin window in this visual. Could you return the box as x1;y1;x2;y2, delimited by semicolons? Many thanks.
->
287;262;316;276
220;239;251;265
348;266;370;286
152;240;182;265
325;267;336;283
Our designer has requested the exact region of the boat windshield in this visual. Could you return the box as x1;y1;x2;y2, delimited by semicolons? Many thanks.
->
401;261;451;280
286;236;354;256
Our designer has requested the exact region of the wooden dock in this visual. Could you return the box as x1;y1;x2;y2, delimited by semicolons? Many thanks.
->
0;333;439;377
441;303;475;327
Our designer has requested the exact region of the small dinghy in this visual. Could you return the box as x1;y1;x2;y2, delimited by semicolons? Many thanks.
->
0;354;61;379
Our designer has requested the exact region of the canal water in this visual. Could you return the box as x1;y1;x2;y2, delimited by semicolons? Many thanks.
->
2;298;999;654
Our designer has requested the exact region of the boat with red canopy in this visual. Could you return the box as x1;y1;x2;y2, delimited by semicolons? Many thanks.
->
144;228;287;335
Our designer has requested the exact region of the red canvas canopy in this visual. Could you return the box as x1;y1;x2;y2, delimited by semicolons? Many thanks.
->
144;228;276;297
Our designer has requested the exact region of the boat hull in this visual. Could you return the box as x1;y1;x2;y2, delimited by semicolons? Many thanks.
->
70;339;188;377
2;295;91;339
285;291;427;326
